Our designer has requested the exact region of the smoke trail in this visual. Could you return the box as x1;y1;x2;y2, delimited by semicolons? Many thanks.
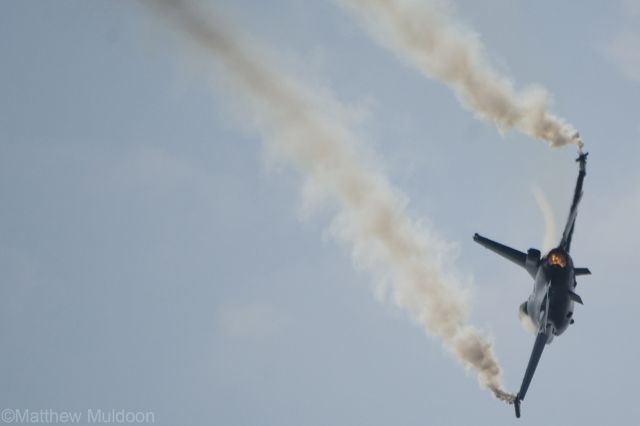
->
342;0;583;150
518;304;538;334
152;0;515;403
532;184;557;253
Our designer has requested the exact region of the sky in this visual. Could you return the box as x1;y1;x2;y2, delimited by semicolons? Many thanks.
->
1;1;639;425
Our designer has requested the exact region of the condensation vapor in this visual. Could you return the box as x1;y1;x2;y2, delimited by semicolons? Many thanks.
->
342;0;583;150
152;0;514;402
532;185;557;253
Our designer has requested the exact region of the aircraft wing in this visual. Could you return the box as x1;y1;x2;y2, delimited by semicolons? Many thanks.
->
473;234;539;278
514;329;550;418
513;289;552;418
560;153;588;252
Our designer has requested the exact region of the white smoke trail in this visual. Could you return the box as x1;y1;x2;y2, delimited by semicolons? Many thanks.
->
518;304;538;335
532;184;557;253
152;0;515;403
341;0;583;150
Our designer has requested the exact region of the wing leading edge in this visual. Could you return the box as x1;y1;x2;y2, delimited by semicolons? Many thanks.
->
514;330;550;418
473;233;539;278
560;153;588;252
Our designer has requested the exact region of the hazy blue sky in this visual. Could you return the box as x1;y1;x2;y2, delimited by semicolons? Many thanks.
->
1;1;639;425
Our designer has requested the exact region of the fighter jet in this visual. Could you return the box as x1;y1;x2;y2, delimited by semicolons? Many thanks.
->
473;153;590;418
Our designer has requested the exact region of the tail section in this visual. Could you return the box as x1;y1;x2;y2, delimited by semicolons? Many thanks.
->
473;234;540;278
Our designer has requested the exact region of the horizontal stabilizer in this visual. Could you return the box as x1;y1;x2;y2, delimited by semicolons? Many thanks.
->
575;267;591;276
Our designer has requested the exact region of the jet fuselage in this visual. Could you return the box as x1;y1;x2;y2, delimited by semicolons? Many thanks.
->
527;249;575;338
473;152;589;418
